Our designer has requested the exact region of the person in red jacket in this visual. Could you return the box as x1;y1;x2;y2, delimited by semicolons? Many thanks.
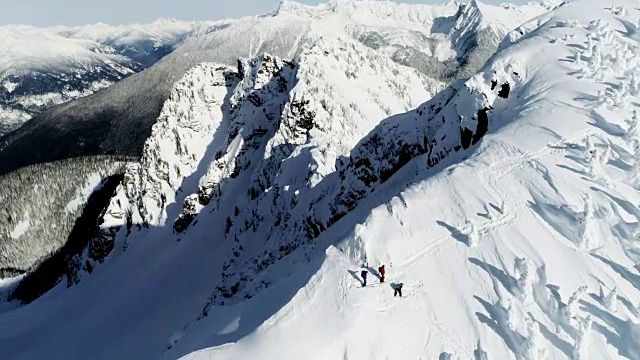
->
378;265;385;283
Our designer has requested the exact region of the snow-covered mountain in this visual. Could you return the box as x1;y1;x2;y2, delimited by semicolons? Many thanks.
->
0;0;553;173
6;0;640;359
0;20;211;136
56;18;213;66
0;25;140;135
172;1;640;357
0;0;550;276
0;26;443;289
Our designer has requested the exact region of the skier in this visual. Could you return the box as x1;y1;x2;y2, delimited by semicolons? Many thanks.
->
378;264;385;283
394;283;403;297
361;269;368;287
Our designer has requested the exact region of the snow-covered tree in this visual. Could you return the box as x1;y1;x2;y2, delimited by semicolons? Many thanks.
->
630;73;640;96
560;286;588;328
474;341;489;360
589;45;602;71
466;220;478;247
584;135;595;160
631;139;640;184
572;315;592;360
626;110;640;142
600;144;611;167
573;49;582;65
588;148;601;179
616;82;628;108
515;257;534;303
505;299;517;331
522;316;546;360
577;193;594;250
584;192;594;222
497;297;517;331
612;4;627;16
499;200;507;214
600;285;618;311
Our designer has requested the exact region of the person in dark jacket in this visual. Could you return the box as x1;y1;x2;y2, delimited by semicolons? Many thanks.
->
378;265;385;283
361;270;368;287
394;283;403;297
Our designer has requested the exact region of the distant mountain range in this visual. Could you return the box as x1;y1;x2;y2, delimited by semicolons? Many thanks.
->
0;0;559;173
0;19;212;136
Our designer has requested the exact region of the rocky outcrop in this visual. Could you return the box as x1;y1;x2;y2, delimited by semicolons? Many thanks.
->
209;57;521;306
102;63;241;232
200;36;443;304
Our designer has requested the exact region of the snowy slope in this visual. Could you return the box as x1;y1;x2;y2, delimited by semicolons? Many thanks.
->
7;1;640;359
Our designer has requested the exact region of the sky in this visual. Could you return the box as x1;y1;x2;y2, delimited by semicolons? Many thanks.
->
0;0;520;27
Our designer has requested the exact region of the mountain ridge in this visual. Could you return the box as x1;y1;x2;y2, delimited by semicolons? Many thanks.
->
0;0;553;174
6;1;639;359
